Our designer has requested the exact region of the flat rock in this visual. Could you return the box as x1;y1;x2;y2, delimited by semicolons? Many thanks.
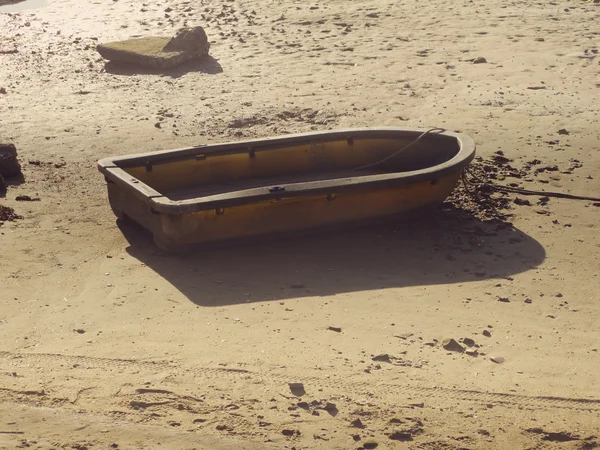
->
0;143;21;177
97;26;210;69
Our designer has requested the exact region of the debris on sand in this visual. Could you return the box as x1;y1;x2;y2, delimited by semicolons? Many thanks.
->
15;195;40;202
444;151;524;222
0;204;22;223
97;26;210;69
526;427;581;442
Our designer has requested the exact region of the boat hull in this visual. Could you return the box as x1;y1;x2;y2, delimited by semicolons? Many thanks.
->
98;128;475;252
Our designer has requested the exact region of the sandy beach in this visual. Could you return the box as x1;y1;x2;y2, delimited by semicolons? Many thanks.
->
1;0;599;448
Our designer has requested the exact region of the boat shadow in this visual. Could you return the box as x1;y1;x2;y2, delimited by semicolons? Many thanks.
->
121;207;546;306
0;172;25;198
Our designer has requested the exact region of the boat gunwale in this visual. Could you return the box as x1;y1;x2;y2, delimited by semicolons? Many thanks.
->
98;128;476;214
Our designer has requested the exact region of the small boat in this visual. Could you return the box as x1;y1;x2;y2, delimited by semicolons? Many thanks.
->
98;128;475;252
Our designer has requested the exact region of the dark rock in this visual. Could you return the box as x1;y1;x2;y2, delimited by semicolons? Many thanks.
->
558;128;569;135
288;382;305;396
490;355;505;364
372;354;392;363
350;418;365;429
328;326;342;333
0;143;21;177
323;402;338;413
498;297;510;302
514;197;532;206
473;56;487;64
461;337;475;347
281;429;296;436
442;338;464;353
363;440;378;449
482;329;492;337
466;349;479;357
388;431;413;441
352;434;361;441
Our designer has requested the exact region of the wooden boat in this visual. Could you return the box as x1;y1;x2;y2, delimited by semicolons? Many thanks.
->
98;128;475;252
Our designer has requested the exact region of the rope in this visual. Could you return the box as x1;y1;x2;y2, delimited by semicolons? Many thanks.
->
354;127;446;171
464;167;600;202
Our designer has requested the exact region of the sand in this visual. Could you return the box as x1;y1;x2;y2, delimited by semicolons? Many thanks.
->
1;0;599;448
